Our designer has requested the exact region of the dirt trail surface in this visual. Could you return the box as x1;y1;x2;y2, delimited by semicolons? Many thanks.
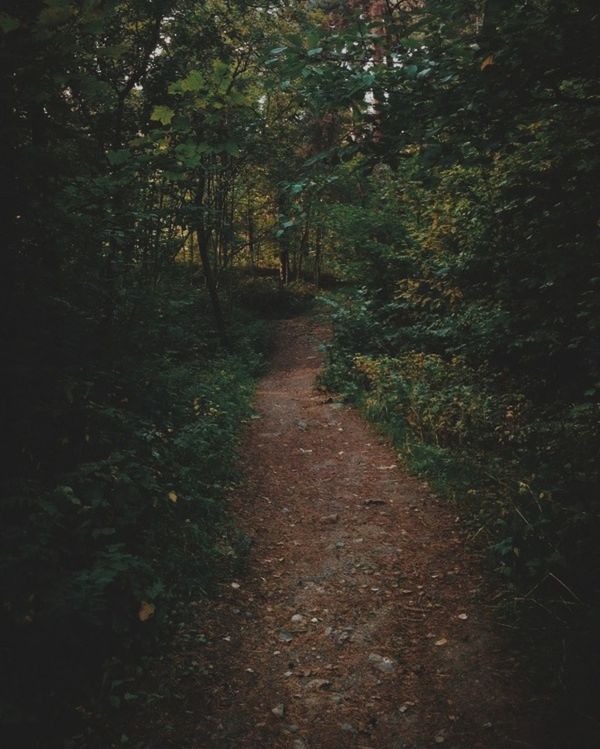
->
136;316;543;749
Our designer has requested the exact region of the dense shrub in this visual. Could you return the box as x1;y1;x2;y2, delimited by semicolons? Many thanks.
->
0;270;269;747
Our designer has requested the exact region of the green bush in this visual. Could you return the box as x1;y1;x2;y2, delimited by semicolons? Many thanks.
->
0;271;270;747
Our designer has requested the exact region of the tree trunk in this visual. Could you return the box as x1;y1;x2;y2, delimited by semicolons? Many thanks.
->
314;227;323;289
279;246;290;286
197;226;228;346
196;176;227;344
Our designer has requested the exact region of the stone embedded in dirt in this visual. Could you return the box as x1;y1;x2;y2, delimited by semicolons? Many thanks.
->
341;723;357;734
458;613;468;620
290;617;307;634
278;629;294;643
363;498;386;506
320;513;339;524
434;638;448;646
306;678;331;691
271;704;285;718
292;739;307;749
291;614;306;625
329;402;344;409
368;653;397;673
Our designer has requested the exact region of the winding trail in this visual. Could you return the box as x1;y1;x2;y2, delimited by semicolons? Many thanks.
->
138;316;542;748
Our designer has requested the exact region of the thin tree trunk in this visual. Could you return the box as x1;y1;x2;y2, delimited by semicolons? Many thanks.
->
197;226;228;345
279;248;290;286
196;178;228;345
314;227;323;289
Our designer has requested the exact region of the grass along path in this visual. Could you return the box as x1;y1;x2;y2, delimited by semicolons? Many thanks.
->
131;315;544;749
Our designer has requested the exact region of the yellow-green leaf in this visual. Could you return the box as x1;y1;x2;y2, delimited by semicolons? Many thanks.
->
150;105;175;125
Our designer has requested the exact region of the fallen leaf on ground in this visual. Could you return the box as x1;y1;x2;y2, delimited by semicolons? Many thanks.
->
138;601;155;622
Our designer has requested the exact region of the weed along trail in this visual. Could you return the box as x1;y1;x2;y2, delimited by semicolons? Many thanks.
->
137;316;542;749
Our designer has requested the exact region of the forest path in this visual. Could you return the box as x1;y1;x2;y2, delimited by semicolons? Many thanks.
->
139;315;541;749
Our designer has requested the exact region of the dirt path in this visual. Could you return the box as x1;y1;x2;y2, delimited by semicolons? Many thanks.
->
137;316;543;749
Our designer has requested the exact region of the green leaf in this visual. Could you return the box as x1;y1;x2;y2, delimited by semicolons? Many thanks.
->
107;149;132;166
150;105;175;125
174;142;209;167
222;142;240;156
305;149;330;166
38;0;76;27
307;47;323;57
400;38;423;49
169;70;205;94
96;44;128;59
0;13;20;33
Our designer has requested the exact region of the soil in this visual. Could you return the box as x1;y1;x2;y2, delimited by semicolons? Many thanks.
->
131;315;546;749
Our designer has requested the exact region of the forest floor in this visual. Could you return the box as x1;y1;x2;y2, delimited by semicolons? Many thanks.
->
131;315;547;749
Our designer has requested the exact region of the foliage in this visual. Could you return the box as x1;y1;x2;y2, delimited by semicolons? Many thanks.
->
1;269;269;746
311;2;600;743
2;0;600;745
234;274;316;318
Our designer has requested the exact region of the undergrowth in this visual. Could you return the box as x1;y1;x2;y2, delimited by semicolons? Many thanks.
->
0;269;271;749
320;289;600;747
